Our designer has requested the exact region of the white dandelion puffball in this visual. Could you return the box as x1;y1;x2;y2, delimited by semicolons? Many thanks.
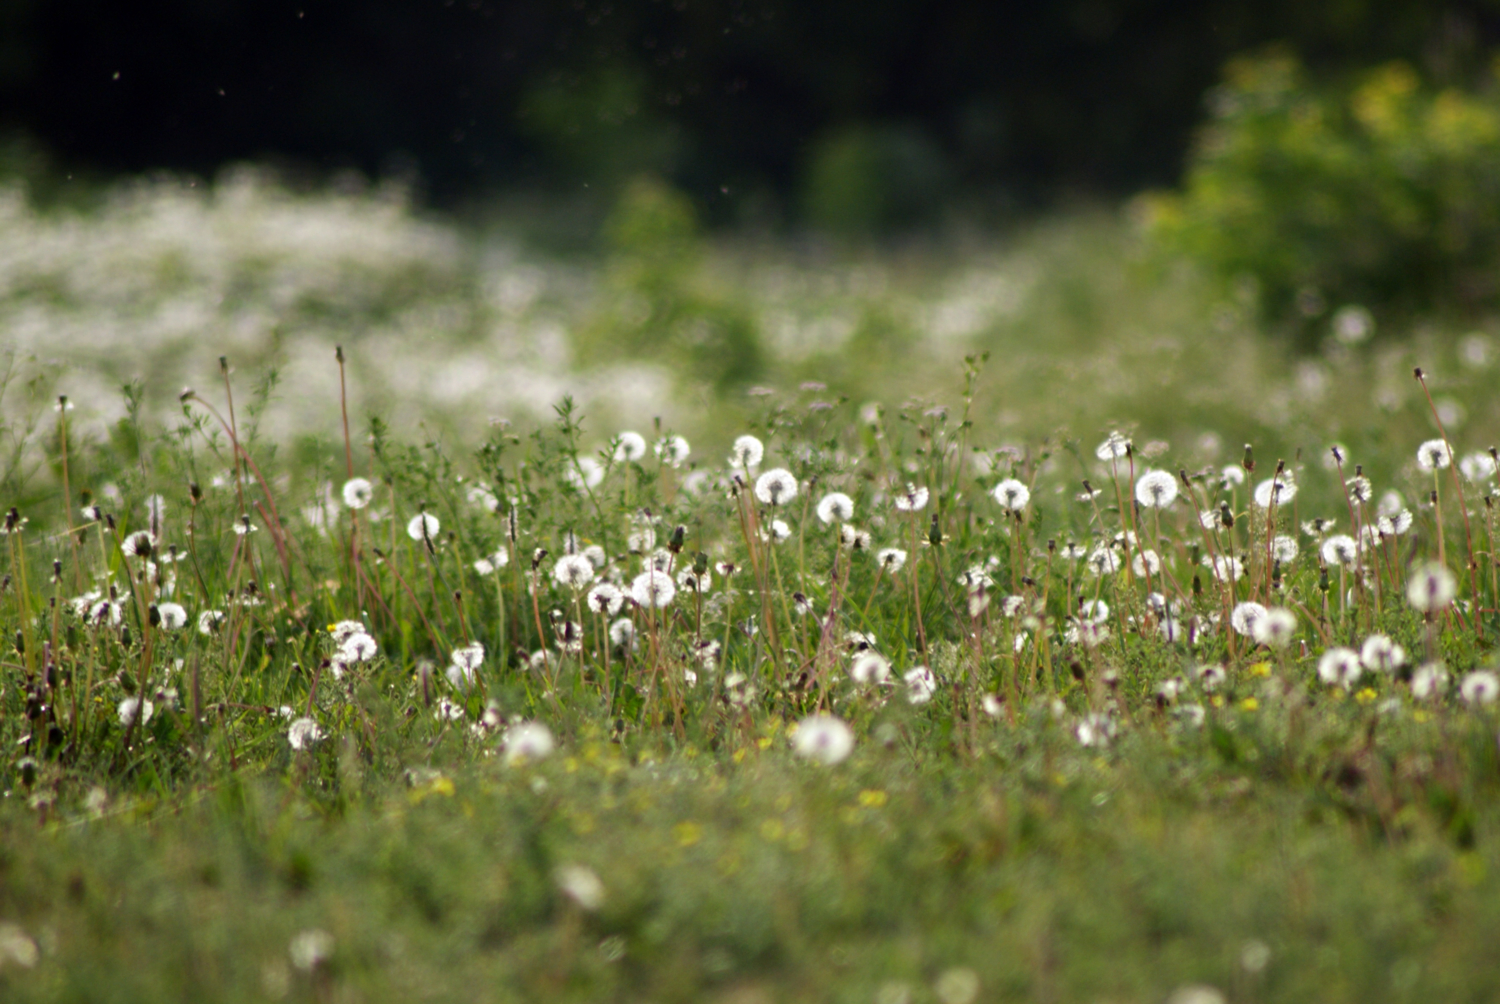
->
754;468;799;507
1229;601;1267;638
407;512;441;542
118;697;154;727
1317;648;1363;689
340;631;378;663
288;930;334;973
452;641;485;673
1460;670;1499;705
904;666;937;705
791;715;855;765
1415;439;1453;471
893;483;929;511
655;435;690;467
850;652;891;685
287;717;324;750
614;431;648;463
198;609;225;635
1253;607;1297;649
552;554;595;591
1086;546;1122;576
503;721;556;765
729;434;764;469
555;864;606;912
877;547;908;573
1360;634;1406;673
587;582;625;616
1406;562;1457;613
1320;534;1359;568
341;477;374;509
992;478;1031;511
1134;469;1178;508
1411;662;1449;700
1253;473;1298;508
816;491;855;524
1096;431;1131;460
155;602;188;631
1459;451;1496;482
630;569;676;609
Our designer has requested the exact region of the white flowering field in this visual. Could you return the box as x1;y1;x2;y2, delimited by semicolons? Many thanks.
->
2;173;1500;1002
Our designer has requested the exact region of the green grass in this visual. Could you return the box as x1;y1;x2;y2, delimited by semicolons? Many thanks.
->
3;175;1500;1002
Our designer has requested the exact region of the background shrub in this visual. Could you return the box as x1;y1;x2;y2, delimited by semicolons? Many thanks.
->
1141;51;1500;344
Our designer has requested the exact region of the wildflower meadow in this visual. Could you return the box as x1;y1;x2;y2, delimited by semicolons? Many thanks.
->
4;179;1500;1004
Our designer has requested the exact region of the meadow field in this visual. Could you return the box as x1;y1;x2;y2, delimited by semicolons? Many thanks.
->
2;171;1500;1003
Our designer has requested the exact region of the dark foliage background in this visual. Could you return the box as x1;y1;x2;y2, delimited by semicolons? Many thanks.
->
1;0;1498;211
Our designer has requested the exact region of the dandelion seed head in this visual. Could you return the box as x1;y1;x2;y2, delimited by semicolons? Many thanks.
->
1415;439;1453;471
893;483;929;511
117;696;154;727
1412;662;1449;700
992;478;1031;511
1095;432;1131;461
121;530;157;559
754;468;799;507
1406;562;1457;613
1253;472;1297;508
1087;546;1122;576
341;477;374;509
340;631;378;663
729;434;764;469
630;569;676;609
608;617;636;648
1317;647;1363;689
654;434;690;467
156;602;187;631
1134;469;1178;509
406;512;441;542
1075;713;1117;746
1360;634;1406;673
877;547;907;572
1460;451;1497;482
614;431;647;463
791;715;854;765
1460;670;1499;705
904;666;937;704
1253;607;1297;649
816;491;855;524
503;721;555;765
1320;534;1359;567
850;652;891;685
552;554;595;591
288;717;324;750
587;582;624;615
1230;602;1267;638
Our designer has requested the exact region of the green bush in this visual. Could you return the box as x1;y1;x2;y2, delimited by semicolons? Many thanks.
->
1141;51;1500;343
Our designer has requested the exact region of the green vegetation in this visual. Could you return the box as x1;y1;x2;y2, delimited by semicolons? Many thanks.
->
2;302;1500;1000
1143;51;1500;342
4;131;1500;998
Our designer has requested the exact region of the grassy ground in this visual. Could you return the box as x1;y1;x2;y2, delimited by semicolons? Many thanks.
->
3;173;1500;1002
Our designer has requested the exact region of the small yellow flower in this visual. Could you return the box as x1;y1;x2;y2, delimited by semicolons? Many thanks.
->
732;748;749;764
1248;661;1272;677
1239;697;1259;712
858;789;888;808
1354;687;1378;705
756;736;773;750
1211;695;1225;708
673;821;702;847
